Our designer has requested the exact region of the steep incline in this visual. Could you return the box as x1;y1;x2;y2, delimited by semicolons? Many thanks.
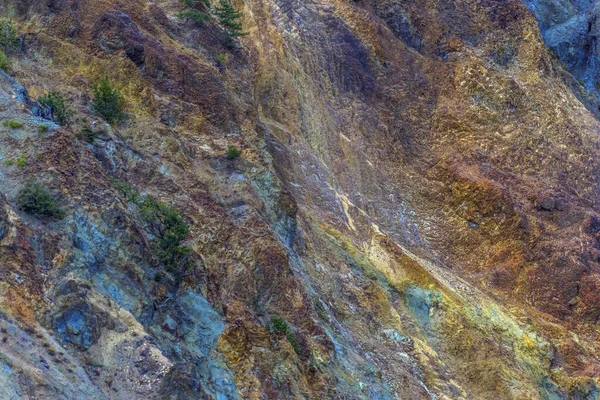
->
0;0;598;399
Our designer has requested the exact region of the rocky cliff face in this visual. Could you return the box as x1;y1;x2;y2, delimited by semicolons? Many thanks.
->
525;0;600;106
0;0;599;399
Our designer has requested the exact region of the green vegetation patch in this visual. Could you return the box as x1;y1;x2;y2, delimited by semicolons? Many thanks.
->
177;0;210;24
16;154;26;167
111;178;140;204
0;50;9;70
91;76;126;125
215;0;247;39
140;196;191;274
38;92;75;126
3;120;23;128
77;126;107;144
17;181;65;219
269;316;303;356
0;18;20;53
226;145;241;160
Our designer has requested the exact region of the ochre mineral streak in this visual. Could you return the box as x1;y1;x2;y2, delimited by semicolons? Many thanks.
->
0;0;598;398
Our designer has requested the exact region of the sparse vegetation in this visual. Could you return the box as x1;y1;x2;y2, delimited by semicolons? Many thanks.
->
269;316;302;356
38;92;74;126
226;145;241;159
17;182;65;219
38;125;49;132
3;120;22;128
16;154;26;167
78;126;107;144
177;0;211;24
91;76;125;125
0;50;9;70
140;196;191;274
111;180;192;275
178;10;210;24
4;159;13;166
214;0;246;41
271;316;289;334
111;178;140;204
216;53;228;71
0;18;19;54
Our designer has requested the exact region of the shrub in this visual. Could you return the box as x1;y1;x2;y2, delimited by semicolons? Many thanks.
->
216;53;227;72
78;126;106;144
226;145;241;159
0;50;9;70
181;0;209;6
177;10;210;24
16;154;26;167
269;317;302;356
140;196;191;274
17;182;65;219
271;317;289;334
37;92;74;126
111;178;139;204
0;18;19;53
91;76;125;125
3;120;22;128
4;159;13;166
214;0;246;39
177;0;210;25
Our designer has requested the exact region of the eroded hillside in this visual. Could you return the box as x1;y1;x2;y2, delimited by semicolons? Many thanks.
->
0;0;599;399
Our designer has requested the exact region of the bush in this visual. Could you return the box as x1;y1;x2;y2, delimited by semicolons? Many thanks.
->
0;51;9;70
17;182;65;219
269;317;302;356
3;120;22;128
216;53;227;72
177;10;210;24
16;154;26;167
78;126;107;144
177;0;210;24
140;196;191;274
271;317;289;334
91;76;125;125
111;178;139;204
38;92;75;126
0;18;19;53
226;145;241;159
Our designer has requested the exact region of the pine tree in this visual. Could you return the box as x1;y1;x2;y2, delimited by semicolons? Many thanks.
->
214;0;246;39
91;76;126;125
177;0;211;25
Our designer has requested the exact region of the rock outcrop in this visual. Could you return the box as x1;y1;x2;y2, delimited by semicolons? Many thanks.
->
525;0;600;105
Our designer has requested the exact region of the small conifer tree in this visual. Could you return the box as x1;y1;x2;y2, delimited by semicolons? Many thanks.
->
214;0;246;39
91;76;126;125
38;92;75;126
0;18;19;54
177;0;211;25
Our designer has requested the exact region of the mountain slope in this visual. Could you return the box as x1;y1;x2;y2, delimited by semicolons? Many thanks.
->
0;0;599;398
